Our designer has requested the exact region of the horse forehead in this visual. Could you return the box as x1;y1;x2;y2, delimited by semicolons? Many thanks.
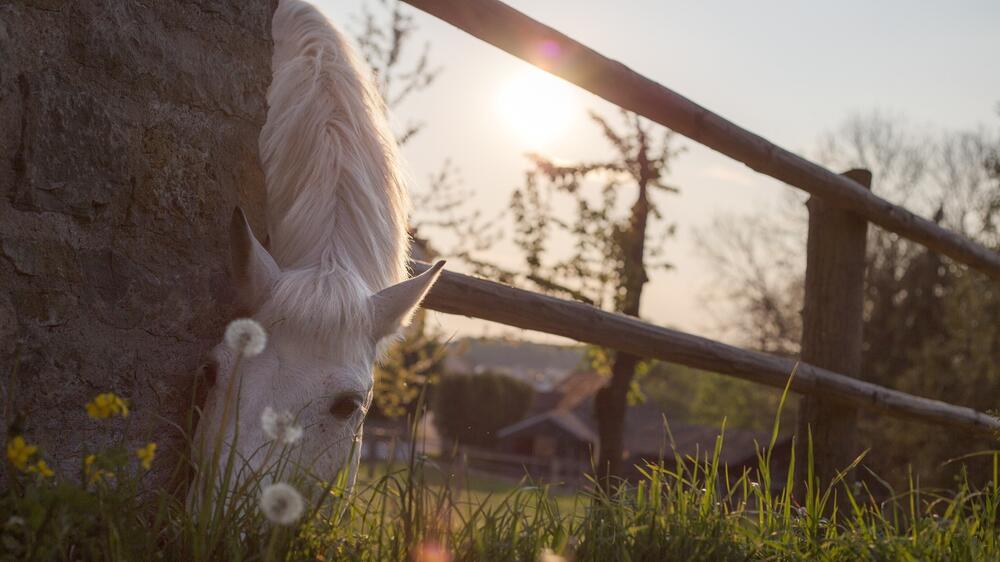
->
244;361;369;414
260;266;377;341
318;360;373;387
270;338;373;384
271;328;374;366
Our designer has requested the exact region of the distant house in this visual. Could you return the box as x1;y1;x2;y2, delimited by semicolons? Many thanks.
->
495;408;596;465
443;338;585;391
493;371;792;483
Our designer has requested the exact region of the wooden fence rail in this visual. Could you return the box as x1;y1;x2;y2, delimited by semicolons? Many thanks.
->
393;0;1000;474
401;0;1000;281
412;260;1000;438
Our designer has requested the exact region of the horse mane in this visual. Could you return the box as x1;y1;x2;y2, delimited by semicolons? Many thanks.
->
261;0;409;289
256;0;411;344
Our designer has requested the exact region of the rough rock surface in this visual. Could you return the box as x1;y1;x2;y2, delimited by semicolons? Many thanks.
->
0;0;276;482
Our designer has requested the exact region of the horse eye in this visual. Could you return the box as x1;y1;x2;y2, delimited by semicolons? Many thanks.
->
329;396;361;420
199;359;219;388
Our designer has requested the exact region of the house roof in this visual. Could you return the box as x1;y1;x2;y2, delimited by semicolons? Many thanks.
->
552;371;606;410
496;368;789;467
443;340;585;391
595;402;779;465
498;396;785;467
497;409;598;444
497;371;605;444
625;403;797;466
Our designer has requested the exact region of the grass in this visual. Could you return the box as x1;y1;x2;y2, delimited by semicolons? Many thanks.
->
4;345;1000;561
357;459;583;517
5;430;1000;561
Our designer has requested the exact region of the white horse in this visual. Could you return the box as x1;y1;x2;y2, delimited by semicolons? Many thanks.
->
191;0;443;498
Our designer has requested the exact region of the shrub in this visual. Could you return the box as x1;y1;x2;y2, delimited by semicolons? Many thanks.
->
431;371;534;448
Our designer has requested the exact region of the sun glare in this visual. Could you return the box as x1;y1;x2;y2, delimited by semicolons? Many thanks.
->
498;67;576;149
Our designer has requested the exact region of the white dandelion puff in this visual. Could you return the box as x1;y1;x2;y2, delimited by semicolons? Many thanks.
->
259;482;305;526
261;406;304;445
224;318;267;356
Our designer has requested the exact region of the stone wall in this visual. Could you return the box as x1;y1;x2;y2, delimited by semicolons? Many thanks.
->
0;0;276;479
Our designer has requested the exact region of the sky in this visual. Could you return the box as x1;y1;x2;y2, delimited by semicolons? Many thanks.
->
318;0;1000;345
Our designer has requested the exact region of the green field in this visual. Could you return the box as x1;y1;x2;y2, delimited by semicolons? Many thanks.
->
6;428;1000;561
4;385;999;561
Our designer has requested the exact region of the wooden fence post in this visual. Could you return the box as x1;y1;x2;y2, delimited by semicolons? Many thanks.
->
796;168;871;489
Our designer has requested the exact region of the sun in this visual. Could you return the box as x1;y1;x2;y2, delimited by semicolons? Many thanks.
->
498;67;576;149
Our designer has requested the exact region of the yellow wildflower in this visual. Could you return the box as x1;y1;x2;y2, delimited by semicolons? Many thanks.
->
6;436;38;471
84;454;112;484
27;459;55;478
85;392;129;419
136;442;156;470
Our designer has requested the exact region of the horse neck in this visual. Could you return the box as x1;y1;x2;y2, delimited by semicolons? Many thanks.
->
261;0;409;292
265;174;408;294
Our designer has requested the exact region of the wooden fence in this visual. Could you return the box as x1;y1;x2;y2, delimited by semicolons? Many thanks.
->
399;0;1000;474
359;426;584;485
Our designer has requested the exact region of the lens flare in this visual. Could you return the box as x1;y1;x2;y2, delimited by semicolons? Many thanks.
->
498;67;576;149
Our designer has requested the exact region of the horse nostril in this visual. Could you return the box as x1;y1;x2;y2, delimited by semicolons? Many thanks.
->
329;396;361;420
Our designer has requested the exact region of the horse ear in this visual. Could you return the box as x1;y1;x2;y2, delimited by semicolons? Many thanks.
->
371;261;445;340
230;207;280;307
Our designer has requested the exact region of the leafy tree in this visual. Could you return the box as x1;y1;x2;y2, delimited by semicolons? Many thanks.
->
369;309;448;420
640;362;796;432
431;372;534;448
504;111;682;483
697;110;1000;486
868;115;1000;485
354;1;500;264
353;0;440;145
880;266;1000;482
350;1;464;420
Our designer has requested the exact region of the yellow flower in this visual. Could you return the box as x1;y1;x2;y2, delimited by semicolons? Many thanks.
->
85;393;129;419
136;442;156;470
6;436;38;471
84;454;112;484
27;459;55;478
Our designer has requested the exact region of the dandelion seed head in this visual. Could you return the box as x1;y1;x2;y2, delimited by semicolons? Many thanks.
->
224;318;267;356
261;406;304;445
260;482;305;526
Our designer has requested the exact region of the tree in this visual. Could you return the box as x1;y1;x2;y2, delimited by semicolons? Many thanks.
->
696;110;1000;486
353;0;440;145
353;0;500;261
695;213;804;356
640;361;796;432
369;305;448;420
431;372;534;448
349;1;461;421
506;111;682;483
869;116;1000;485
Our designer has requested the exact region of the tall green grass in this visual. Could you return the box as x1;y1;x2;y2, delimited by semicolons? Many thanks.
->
4;368;1000;560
